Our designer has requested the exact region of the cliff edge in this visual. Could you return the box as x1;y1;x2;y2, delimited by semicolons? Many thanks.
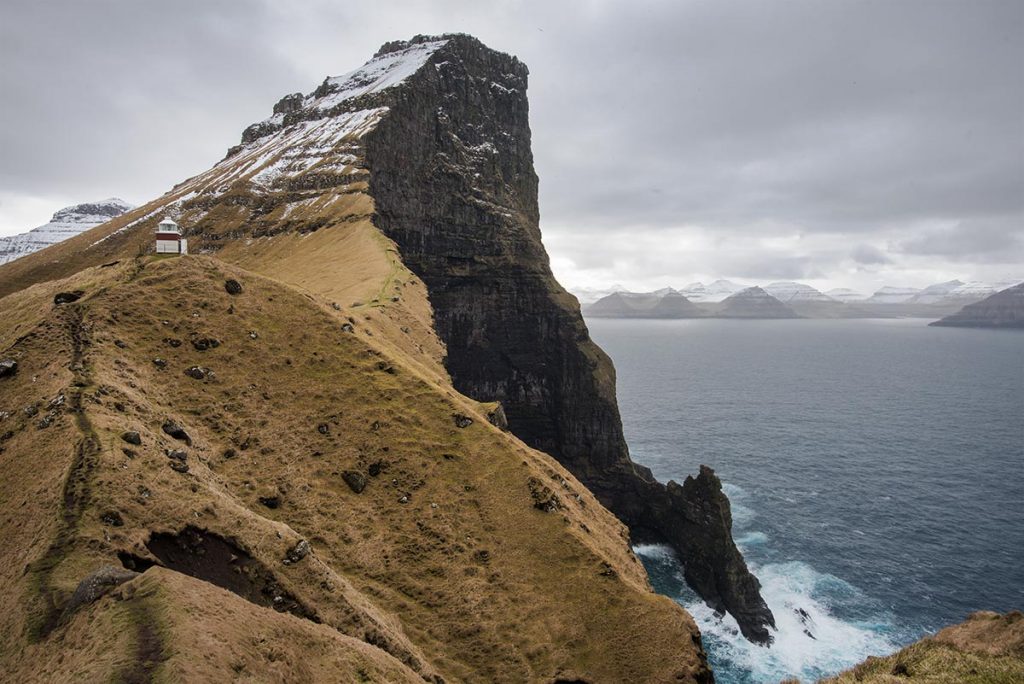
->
360;34;775;643
0;33;773;656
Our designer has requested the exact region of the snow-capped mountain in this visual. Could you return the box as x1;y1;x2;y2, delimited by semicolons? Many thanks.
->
825;288;867;303
906;280;965;304
680;279;744;303
0;198;133;265
571;284;627;304
932;282;1024;328
763;281;837;303
864;286;922;304
717;286;800;318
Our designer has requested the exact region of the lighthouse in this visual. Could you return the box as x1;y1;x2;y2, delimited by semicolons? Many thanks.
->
155;218;188;255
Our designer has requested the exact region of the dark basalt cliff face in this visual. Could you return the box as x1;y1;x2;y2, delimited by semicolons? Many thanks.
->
364;34;776;644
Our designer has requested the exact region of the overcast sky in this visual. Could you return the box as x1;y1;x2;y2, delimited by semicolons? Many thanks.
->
2;0;1021;293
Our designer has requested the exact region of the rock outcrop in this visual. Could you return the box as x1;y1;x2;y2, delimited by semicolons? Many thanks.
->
361;34;775;643
0;34;725;682
930;283;1024;328
0;199;132;265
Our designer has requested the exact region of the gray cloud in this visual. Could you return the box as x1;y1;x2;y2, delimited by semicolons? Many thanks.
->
896;219;1024;263
851;245;891;266
1;0;1021;291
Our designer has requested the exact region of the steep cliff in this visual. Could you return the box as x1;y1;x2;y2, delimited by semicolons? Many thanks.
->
0;35;722;682
0;32;772;651
360;34;775;643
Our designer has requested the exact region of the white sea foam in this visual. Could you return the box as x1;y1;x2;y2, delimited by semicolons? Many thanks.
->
690;561;896;682
634;542;897;682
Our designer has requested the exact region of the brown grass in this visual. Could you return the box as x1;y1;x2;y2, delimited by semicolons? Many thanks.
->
824;611;1024;684
0;255;710;682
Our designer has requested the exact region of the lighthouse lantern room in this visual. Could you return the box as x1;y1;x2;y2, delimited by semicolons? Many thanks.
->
155;218;188;255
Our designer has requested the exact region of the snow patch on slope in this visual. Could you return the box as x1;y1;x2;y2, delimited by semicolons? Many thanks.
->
317;40;449;111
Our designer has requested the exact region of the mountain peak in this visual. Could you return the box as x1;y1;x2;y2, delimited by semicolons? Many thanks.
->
0;198;134;266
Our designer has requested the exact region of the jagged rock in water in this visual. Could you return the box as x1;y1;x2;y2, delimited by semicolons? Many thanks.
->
930;283;1024;328
0;199;133;266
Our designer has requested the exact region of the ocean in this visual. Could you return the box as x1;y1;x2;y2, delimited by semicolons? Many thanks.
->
586;317;1024;683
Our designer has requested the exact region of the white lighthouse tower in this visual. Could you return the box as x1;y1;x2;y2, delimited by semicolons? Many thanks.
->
155;218;188;255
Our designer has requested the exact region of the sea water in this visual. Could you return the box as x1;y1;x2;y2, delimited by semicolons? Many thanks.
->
586;318;1024;683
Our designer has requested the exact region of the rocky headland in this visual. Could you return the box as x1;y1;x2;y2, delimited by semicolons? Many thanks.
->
0;33;778;681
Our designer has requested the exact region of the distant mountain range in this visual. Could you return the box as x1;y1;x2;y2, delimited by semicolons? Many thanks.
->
0;199;134;265
931;283;1024;328
580;278;1024;320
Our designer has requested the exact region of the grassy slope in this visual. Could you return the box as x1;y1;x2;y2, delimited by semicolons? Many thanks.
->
0;251;710;682
821;611;1024;684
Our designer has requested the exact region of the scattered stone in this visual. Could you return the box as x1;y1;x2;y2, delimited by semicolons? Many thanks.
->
0;359;18;378
23;405;38;417
36;414;54;429
368;460;386;477
340;323;354;333
62;566;138;617
169;461;190;473
100;511;124;527
121;431;142;446
114;402;126;412
376;361;395;374
248;331;259;339
192;336;221;351
222;448;237;459
114;339;127;349
224;279;243;295
122;448;137;459
152;358;167;369
486;403;509;431
53;290;84;305
163;337;182;348
284;539;310;564
162;420;192;445
259;495;280;509
331;302;341;311
528;477;562;512
184;366;211;380
342;471;367;494
166;449;188;462
453;414;473;429
398;495;409;504
316;423;329;435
